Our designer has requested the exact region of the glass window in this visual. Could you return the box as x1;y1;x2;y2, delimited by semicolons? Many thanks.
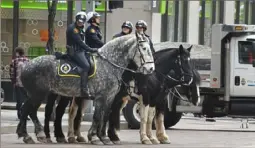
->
238;41;253;64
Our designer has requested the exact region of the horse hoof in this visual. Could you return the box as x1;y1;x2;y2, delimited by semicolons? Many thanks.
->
37;137;48;143
46;138;53;143
160;139;171;144
56;137;68;143
23;136;35;144
150;139;160;144
142;139;152;145
101;138;113;145
68;137;77;143
112;140;121;145
76;136;86;143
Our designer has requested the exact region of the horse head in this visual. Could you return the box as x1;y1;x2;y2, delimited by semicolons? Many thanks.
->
131;31;155;75
167;45;193;86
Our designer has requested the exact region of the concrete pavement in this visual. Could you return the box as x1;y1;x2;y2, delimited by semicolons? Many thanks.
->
0;109;128;134
2;116;255;148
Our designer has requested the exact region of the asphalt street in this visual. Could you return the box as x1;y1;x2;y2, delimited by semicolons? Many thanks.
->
2;110;255;148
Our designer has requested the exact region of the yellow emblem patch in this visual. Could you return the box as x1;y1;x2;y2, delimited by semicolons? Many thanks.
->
90;28;95;33
74;28;79;33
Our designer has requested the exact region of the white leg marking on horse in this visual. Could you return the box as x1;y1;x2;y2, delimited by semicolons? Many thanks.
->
138;95;151;144
146;107;159;144
196;85;201;106
155;113;170;144
68;97;78;139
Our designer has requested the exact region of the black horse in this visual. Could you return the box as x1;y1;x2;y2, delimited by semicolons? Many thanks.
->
107;46;197;144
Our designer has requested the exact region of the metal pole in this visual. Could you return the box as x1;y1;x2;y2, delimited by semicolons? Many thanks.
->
104;1;107;43
67;0;73;26
173;0;179;42
0;0;2;142
83;0;95;122
161;0;169;42
235;1;240;24
199;0;205;45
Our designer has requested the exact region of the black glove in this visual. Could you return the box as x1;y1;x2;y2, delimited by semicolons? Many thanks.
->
89;48;98;53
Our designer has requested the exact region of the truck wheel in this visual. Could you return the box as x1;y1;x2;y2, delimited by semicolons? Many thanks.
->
123;99;156;129
122;100;140;129
164;110;182;128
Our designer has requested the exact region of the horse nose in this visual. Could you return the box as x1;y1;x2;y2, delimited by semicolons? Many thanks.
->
150;67;153;72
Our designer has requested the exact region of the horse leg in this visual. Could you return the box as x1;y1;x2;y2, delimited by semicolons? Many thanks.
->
108;96;129;144
146;105;160;144
54;96;70;143
67;97;78;143
44;93;58;143
74;98;87;143
155;106;171;144
16;99;35;144
138;95;151;144
88;98;105;145
192;84;201;106
29;94;48;143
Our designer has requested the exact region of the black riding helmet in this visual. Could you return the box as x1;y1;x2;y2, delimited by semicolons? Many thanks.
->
121;21;133;33
75;11;87;23
135;20;147;32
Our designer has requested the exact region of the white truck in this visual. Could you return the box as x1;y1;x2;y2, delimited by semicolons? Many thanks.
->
123;24;255;129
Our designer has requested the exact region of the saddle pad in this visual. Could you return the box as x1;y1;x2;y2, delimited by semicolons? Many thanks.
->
57;56;97;79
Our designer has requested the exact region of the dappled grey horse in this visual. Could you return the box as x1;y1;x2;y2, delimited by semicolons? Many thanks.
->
16;32;155;145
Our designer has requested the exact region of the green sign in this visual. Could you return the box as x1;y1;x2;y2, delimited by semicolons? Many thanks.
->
160;0;212;18
1;0;105;11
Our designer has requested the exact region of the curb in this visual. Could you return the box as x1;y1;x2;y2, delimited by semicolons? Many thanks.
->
1;122;129;135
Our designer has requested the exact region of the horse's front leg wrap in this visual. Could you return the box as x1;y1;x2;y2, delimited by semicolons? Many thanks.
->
146;107;159;144
155;113;170;144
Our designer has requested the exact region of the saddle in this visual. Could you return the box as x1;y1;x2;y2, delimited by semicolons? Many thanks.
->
55;52;96;79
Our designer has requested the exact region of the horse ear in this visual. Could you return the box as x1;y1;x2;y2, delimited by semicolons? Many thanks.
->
135;31;141;40
187;45;192;52
179;45;184;53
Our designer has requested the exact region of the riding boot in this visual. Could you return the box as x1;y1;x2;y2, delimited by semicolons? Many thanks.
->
80;71;94;100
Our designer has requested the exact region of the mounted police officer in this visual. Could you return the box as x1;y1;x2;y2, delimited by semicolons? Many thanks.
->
85;12;104;48
112;21;133;39
135;20;155;53
66;11;97;99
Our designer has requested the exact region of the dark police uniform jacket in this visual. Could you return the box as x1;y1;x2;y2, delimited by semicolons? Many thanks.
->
85;24;104;48
145;34;155;54
66;23;92;53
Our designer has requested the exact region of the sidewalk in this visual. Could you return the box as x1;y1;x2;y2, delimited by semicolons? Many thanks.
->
0;109;128;134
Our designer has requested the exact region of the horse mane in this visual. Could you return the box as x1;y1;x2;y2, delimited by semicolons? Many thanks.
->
98;34;135;54
154;48;178;64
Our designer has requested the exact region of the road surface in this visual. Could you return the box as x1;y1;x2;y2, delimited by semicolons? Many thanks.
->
2;113;255;148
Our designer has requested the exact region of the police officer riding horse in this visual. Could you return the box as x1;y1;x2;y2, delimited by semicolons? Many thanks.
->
135;20;155;54
85;12;104;48
66;11;98;99
112;21;133;39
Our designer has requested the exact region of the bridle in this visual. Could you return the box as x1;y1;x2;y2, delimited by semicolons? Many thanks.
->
158;53;193;86
97;34;154;74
